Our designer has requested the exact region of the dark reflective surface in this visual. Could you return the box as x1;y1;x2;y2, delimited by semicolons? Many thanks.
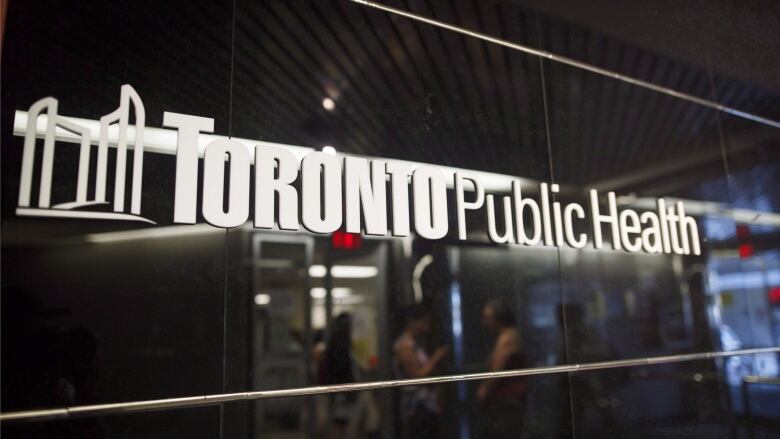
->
2;406;221;439
543;60;733;364
1;0;233;416
2;0;780;438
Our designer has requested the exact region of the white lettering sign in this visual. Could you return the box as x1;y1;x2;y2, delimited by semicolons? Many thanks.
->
12;85;702;255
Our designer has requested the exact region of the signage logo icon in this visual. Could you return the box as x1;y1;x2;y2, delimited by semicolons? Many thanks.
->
16;85;154;223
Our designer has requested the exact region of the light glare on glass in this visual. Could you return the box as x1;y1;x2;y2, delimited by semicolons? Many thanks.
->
308;265;327;277
322;97;335;111
331;265;378;278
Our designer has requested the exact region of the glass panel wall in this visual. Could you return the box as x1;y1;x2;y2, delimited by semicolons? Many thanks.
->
2;1;778;438
1;0;233;414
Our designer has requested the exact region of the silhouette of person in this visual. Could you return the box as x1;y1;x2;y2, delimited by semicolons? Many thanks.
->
320;313;355;386
393;304;448;439
318;313;360;437
476;299;526;438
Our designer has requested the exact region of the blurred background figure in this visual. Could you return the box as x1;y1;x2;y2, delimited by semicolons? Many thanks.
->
393;304;449;439
476;299;527;439
320;313;355;387
317;313;378;439
319;313;358;437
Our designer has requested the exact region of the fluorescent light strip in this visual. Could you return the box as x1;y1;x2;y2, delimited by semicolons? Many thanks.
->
12;111;536;193
308;265;378;278
310;287;354;298
330;296;364;305
84;224;221;243
332;287;352;298
310;287;327;299
12;111;313;162
331;265;378;278
254;294;271;306
308;265;327;278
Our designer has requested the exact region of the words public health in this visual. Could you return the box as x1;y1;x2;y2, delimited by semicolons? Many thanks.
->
165;112;701;256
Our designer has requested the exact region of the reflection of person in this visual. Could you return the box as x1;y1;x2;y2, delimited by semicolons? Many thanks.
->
476;299;526;438
320;313;354;385
318;313;358;438
393;304;448;439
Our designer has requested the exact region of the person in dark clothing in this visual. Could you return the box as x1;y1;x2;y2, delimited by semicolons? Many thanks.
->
476;299;527;439
319;313;359;436
393;304;448;439
320;313;354;385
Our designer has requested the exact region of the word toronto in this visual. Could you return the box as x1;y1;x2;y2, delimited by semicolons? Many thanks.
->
165;113;701;256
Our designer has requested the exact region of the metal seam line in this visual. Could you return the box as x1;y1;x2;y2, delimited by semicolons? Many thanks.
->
347;0;780;130
2;346;779;423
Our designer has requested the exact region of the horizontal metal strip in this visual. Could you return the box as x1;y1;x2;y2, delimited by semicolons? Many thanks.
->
743;375;780;385
347;0;780;130
2;346;778;423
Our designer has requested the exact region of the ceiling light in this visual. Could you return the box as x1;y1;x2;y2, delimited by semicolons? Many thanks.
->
310;287;353;299
331;265;378;278
85;223;221;243
332;287;352;298
309;265;327;277
322;97;335;111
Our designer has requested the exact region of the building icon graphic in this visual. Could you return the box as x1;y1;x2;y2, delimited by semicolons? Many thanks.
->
16;85;154;223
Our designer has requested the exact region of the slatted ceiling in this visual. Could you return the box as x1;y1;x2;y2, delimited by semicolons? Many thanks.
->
281;5;394;153
719;79;780;121
399;5;480;156
284;1;402;154
395;17;467;152
234;0;777;186
733;160;780;213
357;1;452;160
359;8;435;154
483;9;515;156
537;9;716;102
727;85;754;109
465;2;544;170
236;8;343;148
392;0;480;161
147;1;231;109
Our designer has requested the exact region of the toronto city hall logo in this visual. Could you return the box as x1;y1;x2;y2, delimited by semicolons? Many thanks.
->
13;85;702;255
17;85;152;223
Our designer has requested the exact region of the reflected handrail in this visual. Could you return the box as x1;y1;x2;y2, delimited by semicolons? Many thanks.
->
2;346;778;424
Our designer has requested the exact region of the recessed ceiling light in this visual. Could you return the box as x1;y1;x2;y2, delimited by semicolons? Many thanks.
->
322;97;335;111
309;265;327;277
331;265;378;278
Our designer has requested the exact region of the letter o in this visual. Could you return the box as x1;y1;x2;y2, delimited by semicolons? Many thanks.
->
301;152;343;233
202;139;250;228
412;166;448;239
